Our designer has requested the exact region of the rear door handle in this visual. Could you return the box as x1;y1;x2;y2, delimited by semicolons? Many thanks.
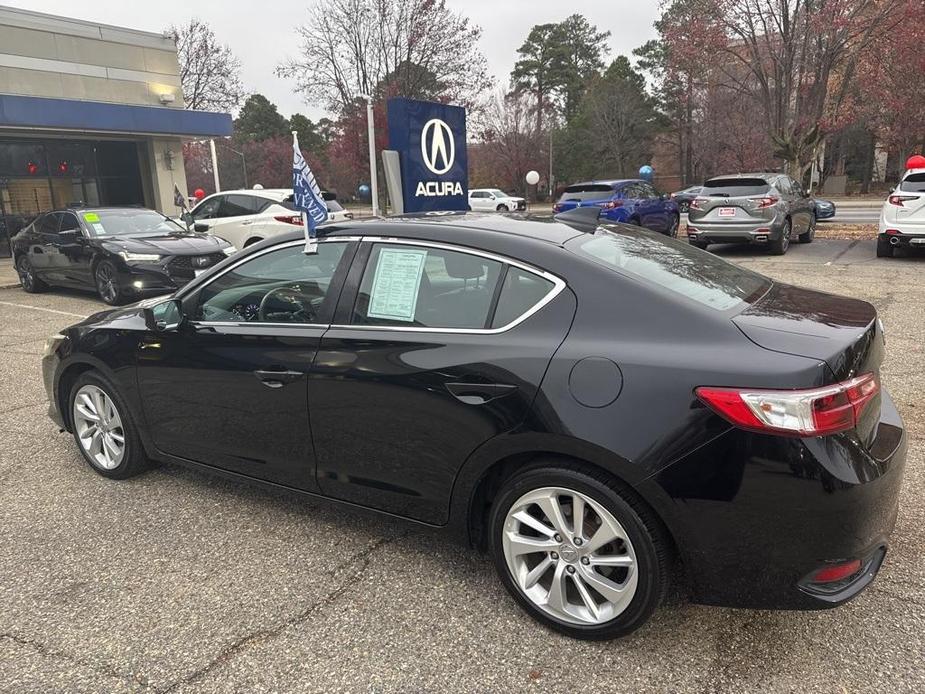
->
445;382;517;405
254;369;304;388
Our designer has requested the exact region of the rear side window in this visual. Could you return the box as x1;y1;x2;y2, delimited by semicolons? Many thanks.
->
567;229;770;312
491;268;554;328
559;184;614;202
703;178;770;197
353;244;503;329
900;173;925;192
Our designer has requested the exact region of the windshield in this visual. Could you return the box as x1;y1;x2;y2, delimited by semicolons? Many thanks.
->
326;199;344;212
703;178;770;198
488;189;508;198
900;173;925;193
567;228;770;312
559;184;615;202
81;209;185;237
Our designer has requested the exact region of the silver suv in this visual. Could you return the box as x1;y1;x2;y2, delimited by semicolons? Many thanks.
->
687;173;816;255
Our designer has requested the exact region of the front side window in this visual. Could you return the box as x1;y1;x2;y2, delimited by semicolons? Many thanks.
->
195;242;349;324
353;244;503;329
192;196;222;220
59;213;81;232
35;213;61;235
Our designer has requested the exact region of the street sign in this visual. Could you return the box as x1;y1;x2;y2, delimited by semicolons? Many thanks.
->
386;97;468;213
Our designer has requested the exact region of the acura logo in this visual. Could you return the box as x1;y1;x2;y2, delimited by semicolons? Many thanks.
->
421;118;455;175
192;256;210;268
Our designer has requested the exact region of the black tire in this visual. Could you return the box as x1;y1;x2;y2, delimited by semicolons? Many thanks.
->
496;204;510;212
666;215;680;238
243;237;263;248
798;214;816;243
679;201;689;214
488;462;670;640
769;219;792;255
94;260;124;305
689;239;709;251
876;238;894;258
16;255;47;293
68;371;149;480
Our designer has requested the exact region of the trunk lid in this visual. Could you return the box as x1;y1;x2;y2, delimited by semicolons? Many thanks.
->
732;283;882;382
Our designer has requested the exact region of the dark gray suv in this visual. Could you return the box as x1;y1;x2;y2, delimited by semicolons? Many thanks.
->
687;173;816;255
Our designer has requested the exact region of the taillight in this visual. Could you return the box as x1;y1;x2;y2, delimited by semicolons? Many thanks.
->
695;373;879;437
689;198;706;211
750;197;779;209
888;195;917;207
274;215;304;225
599;200;623;209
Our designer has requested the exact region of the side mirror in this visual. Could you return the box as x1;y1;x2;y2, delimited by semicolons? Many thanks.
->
181;211;193;226
194;222;210;233
489;195;496;200
143;298;183;332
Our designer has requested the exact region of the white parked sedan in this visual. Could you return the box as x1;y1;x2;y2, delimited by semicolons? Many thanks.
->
183;189;352;250
468;188;526;212
878;168;925;257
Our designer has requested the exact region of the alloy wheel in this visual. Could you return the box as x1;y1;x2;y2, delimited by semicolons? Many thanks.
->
501;486;638;626
96;264;117;303
17;257;34;291
72;384;125;470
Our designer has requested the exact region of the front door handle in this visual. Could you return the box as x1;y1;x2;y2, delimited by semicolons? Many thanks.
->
445;382;518;405
254;369;304;388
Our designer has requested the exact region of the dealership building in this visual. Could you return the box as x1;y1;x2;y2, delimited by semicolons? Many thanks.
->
0;6;232;257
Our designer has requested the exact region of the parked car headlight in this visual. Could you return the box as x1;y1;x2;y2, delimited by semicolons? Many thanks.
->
43;333;66;358
118;251;163;263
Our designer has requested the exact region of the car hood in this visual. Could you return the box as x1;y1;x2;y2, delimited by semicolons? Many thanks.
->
732;282;880;380
101;232;227;255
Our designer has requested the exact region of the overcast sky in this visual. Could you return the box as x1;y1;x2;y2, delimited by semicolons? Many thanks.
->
12;1;660;119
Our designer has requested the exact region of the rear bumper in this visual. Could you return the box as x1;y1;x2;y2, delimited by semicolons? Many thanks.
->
687;217;784;244
878;230;925;247
641;387;906;610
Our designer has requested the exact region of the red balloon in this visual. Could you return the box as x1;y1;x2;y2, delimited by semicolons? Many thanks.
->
906;155;925;170
193;188;206;200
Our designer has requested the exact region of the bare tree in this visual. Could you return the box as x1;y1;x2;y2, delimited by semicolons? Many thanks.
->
471;92;546;196
277;0;491;114
168;19;245;112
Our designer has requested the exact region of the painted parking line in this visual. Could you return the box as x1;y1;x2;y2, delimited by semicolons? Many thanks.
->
0;300;88;319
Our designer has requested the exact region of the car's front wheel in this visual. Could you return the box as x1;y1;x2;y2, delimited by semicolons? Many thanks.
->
489;463;669;640
16;255;47;293
496;204;510;212
666;215;680;238
94;260;123;305
69;371;148;479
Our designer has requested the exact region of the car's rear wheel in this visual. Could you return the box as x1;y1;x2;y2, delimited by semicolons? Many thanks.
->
689;239;709;251
94;260;123;305
69;371;148;479
769;220;792;255
16;255;47;293
496;204;510;212
489;464;669;640
876;237;894;258
679;201;689;213
799;214;816;243
244;237;263;248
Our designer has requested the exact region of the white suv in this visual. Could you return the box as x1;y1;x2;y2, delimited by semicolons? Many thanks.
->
878;168;925;257
183;189;352;250
468;188;526;212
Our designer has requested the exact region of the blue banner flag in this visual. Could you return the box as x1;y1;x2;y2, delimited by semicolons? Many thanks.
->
292;132;328;249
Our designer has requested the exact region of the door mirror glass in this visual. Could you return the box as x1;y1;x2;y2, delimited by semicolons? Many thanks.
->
144;298;183;332
194;222;210;233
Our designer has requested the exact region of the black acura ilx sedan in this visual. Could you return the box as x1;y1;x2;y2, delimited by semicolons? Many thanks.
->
13;206;234;305
41;209;905;639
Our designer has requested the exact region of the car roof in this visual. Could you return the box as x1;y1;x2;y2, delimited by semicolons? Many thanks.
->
707;173;780;181
203;188;292;201
568;179;641;188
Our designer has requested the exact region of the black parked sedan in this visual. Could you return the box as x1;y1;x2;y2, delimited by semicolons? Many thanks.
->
41;210;905;639
13;207;234;305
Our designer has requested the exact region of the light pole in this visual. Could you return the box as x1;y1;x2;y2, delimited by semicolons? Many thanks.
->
217;142;247;188
357;93;380;216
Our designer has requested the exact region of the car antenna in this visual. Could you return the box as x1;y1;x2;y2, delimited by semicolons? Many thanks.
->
553;205;602;233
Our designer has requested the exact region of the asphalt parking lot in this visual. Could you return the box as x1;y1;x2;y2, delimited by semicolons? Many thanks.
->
1;239;923;693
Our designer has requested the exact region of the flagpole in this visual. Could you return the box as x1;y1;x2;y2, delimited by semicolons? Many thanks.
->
293;130;317;254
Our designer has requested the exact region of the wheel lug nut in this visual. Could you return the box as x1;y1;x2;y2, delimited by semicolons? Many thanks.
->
574;538;583;546
550;552;558;560
554;534;562;542
566;565;575;574
581;557;590;565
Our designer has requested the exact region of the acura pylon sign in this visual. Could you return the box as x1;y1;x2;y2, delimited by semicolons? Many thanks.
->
387;97;468;213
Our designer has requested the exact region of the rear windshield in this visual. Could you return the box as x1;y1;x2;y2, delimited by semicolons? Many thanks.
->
326;199;344;212
559;184;614;202
567;228;770;312
900;173;925;193
703;178;770;197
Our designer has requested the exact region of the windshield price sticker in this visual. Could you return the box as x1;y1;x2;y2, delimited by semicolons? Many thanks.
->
367;248;428;322
83;212;101;222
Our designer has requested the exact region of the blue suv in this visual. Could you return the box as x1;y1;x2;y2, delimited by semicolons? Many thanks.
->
553;179;680;236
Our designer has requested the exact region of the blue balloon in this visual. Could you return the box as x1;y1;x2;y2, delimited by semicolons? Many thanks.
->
357;184;371;200
639;165;654;181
